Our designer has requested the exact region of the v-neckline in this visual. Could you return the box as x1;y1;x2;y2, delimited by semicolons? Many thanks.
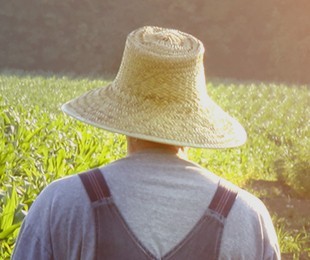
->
107;192;218;260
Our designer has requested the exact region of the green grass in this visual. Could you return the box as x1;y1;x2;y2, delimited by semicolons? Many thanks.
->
0;71;309;258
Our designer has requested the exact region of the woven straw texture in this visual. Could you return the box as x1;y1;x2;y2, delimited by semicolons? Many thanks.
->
62;26;246;148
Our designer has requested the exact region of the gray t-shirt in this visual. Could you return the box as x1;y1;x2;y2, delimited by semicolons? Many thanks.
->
13;149;280;259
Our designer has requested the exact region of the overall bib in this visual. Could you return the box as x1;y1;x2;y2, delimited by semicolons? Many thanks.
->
79;168;237;260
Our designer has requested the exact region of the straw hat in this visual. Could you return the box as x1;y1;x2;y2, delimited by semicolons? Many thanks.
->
62;26;246;148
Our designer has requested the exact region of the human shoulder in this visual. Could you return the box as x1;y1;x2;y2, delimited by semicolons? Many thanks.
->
14;172;97;259
34;173;86;203
220;184;280;259
228;185;276;238
234;187;269;217
25;172;92;225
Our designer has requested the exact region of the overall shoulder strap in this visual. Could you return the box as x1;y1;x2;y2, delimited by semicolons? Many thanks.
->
208;181;238;218
78;168;111;202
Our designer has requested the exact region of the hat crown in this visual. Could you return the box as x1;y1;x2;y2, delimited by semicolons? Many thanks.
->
127;26;204;59
113;26;207;108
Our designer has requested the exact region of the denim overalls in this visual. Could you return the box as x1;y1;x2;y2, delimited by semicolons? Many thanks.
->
79;168;237;260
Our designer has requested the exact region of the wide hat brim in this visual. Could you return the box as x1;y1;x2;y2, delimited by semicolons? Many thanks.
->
62;83;246;149
62;26;247;148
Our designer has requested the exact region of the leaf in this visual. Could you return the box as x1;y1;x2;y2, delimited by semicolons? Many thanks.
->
0;186;18;232
0;223;21;240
